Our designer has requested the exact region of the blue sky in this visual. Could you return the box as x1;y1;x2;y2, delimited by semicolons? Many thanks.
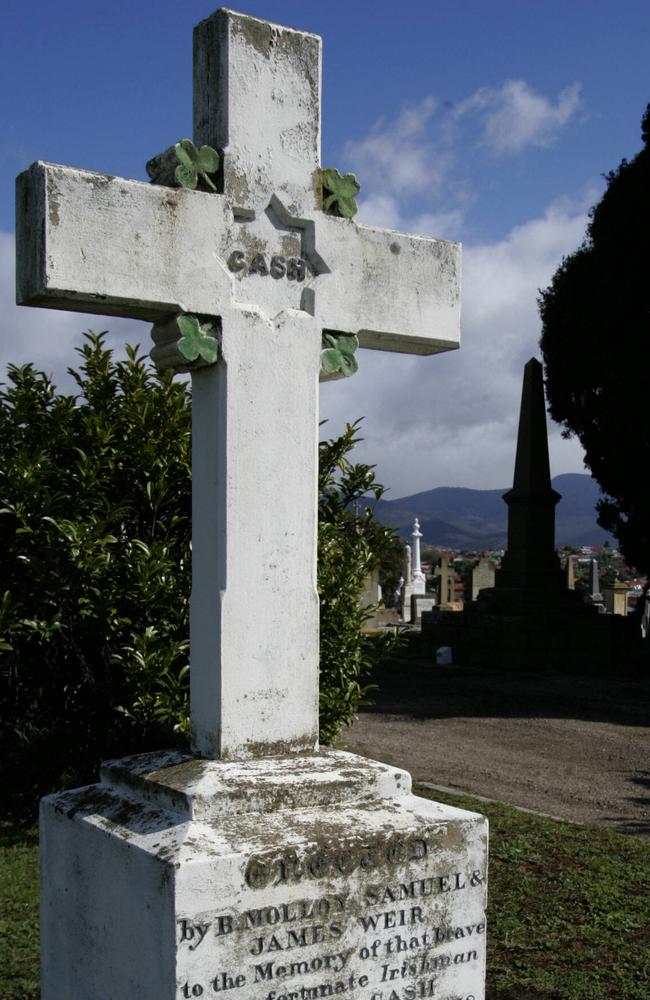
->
2;1;649;497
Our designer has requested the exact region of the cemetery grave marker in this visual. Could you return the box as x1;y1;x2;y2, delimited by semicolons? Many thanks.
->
17;7;460;762
16;9;487;1000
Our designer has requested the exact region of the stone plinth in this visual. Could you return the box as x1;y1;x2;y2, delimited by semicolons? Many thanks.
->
41;751;488;1000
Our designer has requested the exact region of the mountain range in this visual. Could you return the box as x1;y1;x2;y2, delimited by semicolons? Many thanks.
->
375;473;613;550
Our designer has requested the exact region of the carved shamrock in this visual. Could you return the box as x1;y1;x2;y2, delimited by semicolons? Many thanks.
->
321;168;360;219
176;314;220;365
320;333;359;377
174;139;220;192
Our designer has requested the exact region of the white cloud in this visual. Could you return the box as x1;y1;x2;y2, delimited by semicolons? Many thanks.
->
456;80;582;154
319;85;592;496
347;96;469;242
0;230;150;393
320;195;590;496
346;79;582;247
344;96;450;198
356;193;402;230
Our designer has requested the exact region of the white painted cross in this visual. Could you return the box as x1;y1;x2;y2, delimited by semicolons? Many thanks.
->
16;9;460;760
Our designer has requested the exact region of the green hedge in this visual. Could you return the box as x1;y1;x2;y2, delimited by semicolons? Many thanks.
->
0;335;399;813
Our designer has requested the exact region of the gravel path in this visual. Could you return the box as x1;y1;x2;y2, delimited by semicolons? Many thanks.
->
341;657;650;838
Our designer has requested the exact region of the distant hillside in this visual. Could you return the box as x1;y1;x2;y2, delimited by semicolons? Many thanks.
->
375;473;614;549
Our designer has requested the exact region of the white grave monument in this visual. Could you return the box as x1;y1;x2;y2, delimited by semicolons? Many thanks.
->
411;519;427;596
17;9;487;1000
401;522;428;621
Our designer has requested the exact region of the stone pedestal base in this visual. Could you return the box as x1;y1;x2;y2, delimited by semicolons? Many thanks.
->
41;750;488;1000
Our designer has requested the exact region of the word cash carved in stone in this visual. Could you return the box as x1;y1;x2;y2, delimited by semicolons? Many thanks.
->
227;251;308;281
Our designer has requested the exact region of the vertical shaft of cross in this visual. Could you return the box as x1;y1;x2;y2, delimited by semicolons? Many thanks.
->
190;312;321;760
188;11;323;759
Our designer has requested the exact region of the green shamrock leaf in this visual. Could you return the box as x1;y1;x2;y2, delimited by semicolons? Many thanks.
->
321;348;342;375
320;333;359;378
174;139;220;192
176;314;220;365
321;167;360;219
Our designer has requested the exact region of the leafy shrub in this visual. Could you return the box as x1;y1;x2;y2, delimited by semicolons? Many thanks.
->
0;336;399;812
318;421;402;745
0;336;192;811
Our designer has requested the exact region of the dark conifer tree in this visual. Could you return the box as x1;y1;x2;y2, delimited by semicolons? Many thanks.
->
539;104;650;572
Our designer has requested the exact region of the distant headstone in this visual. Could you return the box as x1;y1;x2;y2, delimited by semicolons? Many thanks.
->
405;542;413;583
18;9;487;1000
436;555;456;608
360;566;382;609
411;593;437;623
359;567;399;629
603;580;629;617
471;558;495;601
400;541;415;622
401;522;431;621
588;558;605;611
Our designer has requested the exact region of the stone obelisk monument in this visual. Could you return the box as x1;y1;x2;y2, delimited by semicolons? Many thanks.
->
421;357;643;669
477;357;573;613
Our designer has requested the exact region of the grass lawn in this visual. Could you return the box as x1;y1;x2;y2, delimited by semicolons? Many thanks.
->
0;821;39;1000
1;791;649;1000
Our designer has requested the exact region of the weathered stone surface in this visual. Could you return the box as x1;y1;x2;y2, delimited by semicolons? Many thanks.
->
41;751;488;1000
19;10;483;1000
15;162;460;352
16;9;460;760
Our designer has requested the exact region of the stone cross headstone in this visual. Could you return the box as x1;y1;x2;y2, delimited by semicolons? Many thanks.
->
17;9;459;762
18;10;487;1000
436;555;455;608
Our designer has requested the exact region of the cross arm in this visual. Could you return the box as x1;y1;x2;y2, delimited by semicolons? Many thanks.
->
316;216;461;355
16;161;231;321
